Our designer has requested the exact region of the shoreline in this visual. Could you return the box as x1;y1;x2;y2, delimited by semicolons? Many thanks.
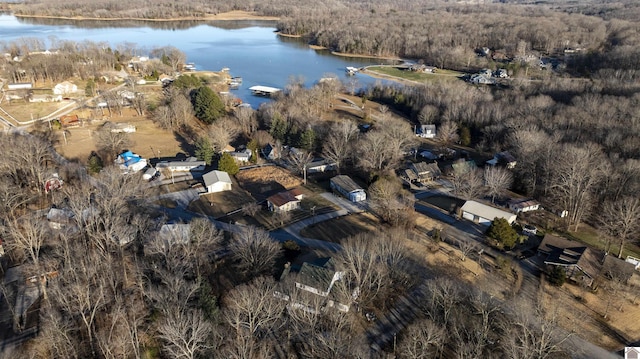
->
331;51;403;62
12;10;279;22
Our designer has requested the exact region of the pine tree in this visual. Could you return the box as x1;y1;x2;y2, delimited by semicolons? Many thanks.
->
195;136;215;165
218;152;239;175
298;128;316;151
486;217;518;249
192;86;224;124
87;151;103;174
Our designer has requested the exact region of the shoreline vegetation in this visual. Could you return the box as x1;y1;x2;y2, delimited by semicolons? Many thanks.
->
13;10;279;22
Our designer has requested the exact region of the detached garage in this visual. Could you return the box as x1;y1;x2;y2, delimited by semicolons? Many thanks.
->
203;170;232;193
460;200;516;226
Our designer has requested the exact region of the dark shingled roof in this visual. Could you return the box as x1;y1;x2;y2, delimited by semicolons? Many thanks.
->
538;234;603;280
297;258;336;293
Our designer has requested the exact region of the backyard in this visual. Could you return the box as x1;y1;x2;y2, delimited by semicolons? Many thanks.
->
299;212;381;243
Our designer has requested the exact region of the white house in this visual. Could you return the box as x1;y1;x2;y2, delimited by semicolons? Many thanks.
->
306;159;336;174
508;198;540;213
7;82;32;90
330;175;366;202
460;200;517;225
295;259;345;297
267;189;304;212
53;81;78;95
156;158;206;172
229;149;252;163
203;170;232;193
416;124;436;138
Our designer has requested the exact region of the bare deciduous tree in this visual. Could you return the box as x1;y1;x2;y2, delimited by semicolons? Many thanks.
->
599;196;640;258
451;169;484;200
322;121;358;173
435;120;459;149
157;308;212;359
397;318;445;359
484;166;513;203
229;226;282;279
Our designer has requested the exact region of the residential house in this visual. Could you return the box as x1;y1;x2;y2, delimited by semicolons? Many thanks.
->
115;151;147;173
267;189;304;212
330;175;366;202
53;81;78;95
306;159;336;174
275;258;357;314
469;74;495;85
7;82;32;90
158;223;191;245
59;114;80;127
229;149;252;163
486;151;517;169
203;170;232;193
262;143;280;160
156;157;206;173
508;198;540;213
416;124;436;138
46;207;74;229
409;64;436;73
460;200;517;225
409;162;441;183
537;234;603;287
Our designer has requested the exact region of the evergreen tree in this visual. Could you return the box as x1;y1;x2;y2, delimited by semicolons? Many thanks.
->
85;78;96;97
173;74;203;89
192;86;224;124
269;114;287;142
247;139;259;164
548;266;566;287
298;128;316;151
460;125;471;146
218;152;239;175
194;136;215;165
87;151;103;174
486;217;518;249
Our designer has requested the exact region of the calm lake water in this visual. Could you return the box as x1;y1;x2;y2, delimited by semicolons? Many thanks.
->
0;15;395;108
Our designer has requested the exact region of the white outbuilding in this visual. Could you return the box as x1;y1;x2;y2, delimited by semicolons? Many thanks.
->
203;170;232;193
460;200;516;226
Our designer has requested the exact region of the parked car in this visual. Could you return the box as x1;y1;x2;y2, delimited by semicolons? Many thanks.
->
522;224;537;236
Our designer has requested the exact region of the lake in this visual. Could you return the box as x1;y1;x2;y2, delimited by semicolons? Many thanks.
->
0;15;396;108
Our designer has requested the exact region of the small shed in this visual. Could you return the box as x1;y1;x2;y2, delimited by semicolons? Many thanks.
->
203;170;232;193
460;200;516;225
330;175;366;202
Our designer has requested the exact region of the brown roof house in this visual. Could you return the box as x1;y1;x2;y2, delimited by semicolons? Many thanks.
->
267;189;304;212
537;234;603;287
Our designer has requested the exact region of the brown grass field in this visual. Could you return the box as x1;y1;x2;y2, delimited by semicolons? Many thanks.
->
299;212;381;243
235;166;303;200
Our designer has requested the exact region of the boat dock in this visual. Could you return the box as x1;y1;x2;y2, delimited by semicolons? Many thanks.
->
346;66;360;75
249;85;281;96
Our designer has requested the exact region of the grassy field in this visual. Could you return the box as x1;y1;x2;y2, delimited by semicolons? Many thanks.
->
188;184;255;218
365;66;463;83
564;225;640;259
299;212;380;243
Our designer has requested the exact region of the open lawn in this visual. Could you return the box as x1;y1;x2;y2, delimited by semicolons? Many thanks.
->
365;66;463;83
565;225;640;260
421;195;465;213
235;166;303;201
188;183;255;218
300;212;380;243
